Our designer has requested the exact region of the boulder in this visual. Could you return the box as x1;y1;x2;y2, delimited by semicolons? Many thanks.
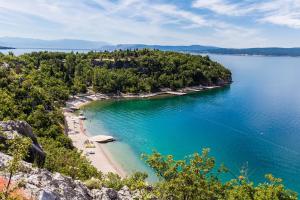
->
0;120;46;165
39;190;60;200
106;188;118;200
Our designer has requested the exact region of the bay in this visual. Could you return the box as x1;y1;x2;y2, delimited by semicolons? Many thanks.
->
83;54;300;192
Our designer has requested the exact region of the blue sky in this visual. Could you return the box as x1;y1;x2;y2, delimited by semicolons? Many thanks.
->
0;0;300;47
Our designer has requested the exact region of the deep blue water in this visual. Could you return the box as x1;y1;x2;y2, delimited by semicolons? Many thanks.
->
83;54;300;192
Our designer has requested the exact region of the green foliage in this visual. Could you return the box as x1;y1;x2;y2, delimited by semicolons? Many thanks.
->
84;177;102;190
101;172;148;191
102;172;124;190
1;134;31;199
5;136;31;177
122;172;148;191
0;89;17;120
143;149;298;200
143;149;225;199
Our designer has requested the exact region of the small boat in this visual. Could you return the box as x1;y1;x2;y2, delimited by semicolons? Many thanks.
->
86;150;95;155
90;135;115;143
78;116;87;120
70;106;79;111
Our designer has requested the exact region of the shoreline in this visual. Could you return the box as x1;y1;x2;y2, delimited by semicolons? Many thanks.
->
63;85;226;177
65;85;226;109
63;111;126;177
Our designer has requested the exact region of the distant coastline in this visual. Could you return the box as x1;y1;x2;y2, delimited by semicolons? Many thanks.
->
1;36;300;57
66;85;227;109
3;47;300;57
0;46;14;50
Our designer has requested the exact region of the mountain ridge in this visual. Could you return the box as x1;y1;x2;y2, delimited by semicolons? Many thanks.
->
0;37;109;49
0;45;14;49
101;44;300;56
1;37;300;56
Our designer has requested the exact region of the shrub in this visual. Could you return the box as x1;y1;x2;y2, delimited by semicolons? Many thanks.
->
84;177;102;189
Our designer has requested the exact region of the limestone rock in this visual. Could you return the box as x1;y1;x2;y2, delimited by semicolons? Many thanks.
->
0;120;46;165
39;190;59;200
0;152;136;200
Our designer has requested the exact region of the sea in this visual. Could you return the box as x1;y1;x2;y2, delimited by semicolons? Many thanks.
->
83;55;300;192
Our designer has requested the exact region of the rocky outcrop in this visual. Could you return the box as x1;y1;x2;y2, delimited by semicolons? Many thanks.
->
0;62;9;68
0;121;46;165
0;152;137;200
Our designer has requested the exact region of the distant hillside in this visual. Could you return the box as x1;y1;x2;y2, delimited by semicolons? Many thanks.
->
195;48;300;57
0;37;108;49
101;44;300;57
1;37;300;56
101;44;218;51
0;46;14;49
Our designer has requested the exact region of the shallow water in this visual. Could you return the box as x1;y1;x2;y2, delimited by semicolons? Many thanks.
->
83;54;300;192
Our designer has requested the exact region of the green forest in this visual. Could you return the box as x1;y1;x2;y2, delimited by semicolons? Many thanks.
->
0;50;297;199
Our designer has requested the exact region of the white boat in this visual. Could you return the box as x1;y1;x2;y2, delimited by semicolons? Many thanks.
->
86;150;95;155
70;106;79;111
78;116;87;120
89;135;115;143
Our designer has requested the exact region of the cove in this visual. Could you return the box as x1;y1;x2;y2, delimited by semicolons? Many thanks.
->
83;54;300;192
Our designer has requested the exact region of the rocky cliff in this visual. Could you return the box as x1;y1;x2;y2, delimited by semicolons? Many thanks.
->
0;152;138;200
0;121;46;165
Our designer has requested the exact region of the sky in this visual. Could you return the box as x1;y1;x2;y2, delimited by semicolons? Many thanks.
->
0;0;300;48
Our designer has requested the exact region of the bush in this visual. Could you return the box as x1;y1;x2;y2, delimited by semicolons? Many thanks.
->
122;172;148;191
102;173;124;190
143;149;298;200
84;178;102;189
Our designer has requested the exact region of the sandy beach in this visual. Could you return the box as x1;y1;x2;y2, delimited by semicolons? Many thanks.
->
64;111;126;177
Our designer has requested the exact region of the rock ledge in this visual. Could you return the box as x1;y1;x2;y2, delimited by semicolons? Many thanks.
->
0;152;136;200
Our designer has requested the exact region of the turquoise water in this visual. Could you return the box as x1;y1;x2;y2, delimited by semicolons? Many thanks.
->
83;55;300;192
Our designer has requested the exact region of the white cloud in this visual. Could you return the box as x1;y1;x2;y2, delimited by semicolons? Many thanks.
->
192;0;300;29
261;14;300;29
192;0;255;16
258;0;300;29
0;0;267;47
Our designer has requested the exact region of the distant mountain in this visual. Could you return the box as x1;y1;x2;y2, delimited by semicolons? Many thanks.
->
1;37;300;56
193;47;300;57
100;44;300;56
100;44;219;51
0;46;14;49
0;37;109;49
